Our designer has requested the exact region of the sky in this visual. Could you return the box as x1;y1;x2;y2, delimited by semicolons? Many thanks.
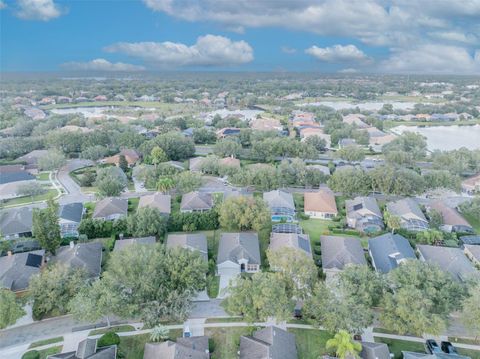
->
1;0;480;74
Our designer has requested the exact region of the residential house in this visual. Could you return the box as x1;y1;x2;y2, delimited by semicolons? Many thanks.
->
402;351;471;359
299;128;332;147
166;233;208;261
114;236;156;251
346;196;384;233
464;245;480;268
0;249;45;293
53;242;103;279
360;342;391;359
250;117;283;132
92;197;128;221
239;326;298;359
338;138;357;148
269;232;312;258
16;150;50;166
368;233;416;273
58;202;84;238
216;127;241;138
219;156;241;169
386;198;429;232
0;170;37;201
263;190;296;222
321;236;367;279
0;207;33;240
417;245;479;282
103;149;141;168
189;157;206;172
143;336;209;359
304;188;338;220
48;338;117;359
460;235;480;246
461;173;480;194
138;193;171;216
427;200;473;233
343;114;369;128
306;165;330;176
217;232;260;274
180;192;213;213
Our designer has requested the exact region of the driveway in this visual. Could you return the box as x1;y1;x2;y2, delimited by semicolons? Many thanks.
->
217;268;239;299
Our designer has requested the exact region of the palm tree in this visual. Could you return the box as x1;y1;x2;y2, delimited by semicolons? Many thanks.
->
384;211;401;234
150;325;170;342
156;177;175;194
326;330;362;359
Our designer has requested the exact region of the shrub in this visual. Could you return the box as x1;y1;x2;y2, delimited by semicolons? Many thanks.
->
97;331;120;347
22;350;40;359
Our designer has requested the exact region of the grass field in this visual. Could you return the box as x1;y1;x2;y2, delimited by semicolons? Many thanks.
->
28;336;63;349
464;212;480;233
206;326;256;359
128;197;140;213
299;218;332;242
36;172;51;181
206;275;220;298
374;337;426;359
117;330;182;359
23;346;63;359
289;328;334;359
89;325;136;336
3;189;57;206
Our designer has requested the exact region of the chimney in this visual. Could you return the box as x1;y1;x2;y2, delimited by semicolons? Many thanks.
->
69;241;75;249
7;250;13;256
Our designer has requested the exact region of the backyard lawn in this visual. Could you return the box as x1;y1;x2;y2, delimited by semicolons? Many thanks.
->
36;172;51;181
128;197;140;213
205;326;256;359
117;330;182;359
464;212;480;233
374;337;425;359
299;218;332;242
290;328;334;359
3;189;57;206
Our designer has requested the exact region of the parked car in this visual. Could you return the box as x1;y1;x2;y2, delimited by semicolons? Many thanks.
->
425;339;442;354
441;341;458;355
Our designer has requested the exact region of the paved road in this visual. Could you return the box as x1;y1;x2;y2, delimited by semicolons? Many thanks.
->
57;159;95;204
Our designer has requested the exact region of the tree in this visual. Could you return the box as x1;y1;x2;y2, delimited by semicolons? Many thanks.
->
382;132;427;160
328;168;371;197
193;128;216;144
224;272;293;323
219;196;270;232
70;244;207;327
337;265;386;308
326;330;362;359
380;261;464;336
17;182;46;202
461;283;480;341
428;209;443;229
266;247;318;300
384;211;401;234
29;264;87;320
415;230;443;245
156;176;175;193
150;325;170;342
336;145;365;162
154;132;195;160
151;146;168;168
37;149;66;171
33;198;62;255
127;207;167;237
174;171;203;194
95;167;127;197
118;154;129;173
214;139;242;158
0;290;25;329
305;135;326;152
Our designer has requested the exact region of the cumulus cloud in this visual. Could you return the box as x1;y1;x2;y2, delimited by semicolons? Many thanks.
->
305;44;371;63
16;0;61;21
338;68;359;74
281;46;297;54
61;58;146;72
0;1;6;10
380;45;480;74
104;34;254;67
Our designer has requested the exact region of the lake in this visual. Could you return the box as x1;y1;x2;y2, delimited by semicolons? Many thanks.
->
391;125;480;151
296;101;434;111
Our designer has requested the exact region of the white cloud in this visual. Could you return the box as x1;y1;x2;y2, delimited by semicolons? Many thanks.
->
380;45;480;74
305;44;371;63
281;46;297;54
16;0;61;21
429;31;478;44
104;35;254;67
338;68;359;74
0;1;7;10
61;58;146;72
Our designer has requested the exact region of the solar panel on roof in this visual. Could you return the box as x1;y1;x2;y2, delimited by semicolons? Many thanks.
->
298;237;311;253
353;203;363;211
272;223;302;234
25;253;42;268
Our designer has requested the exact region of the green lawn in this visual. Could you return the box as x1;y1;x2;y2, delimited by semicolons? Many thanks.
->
89;325;136;336
206;275;220;298
117;330;182;359
374;337;425;359
23;346;63;359
464;212;480;233
205;317;244;324
28;336;63;349
299;218;332;242
205;326;256;359
449;337;480;345
458;348;480;359
3;189;57;206
36;172;51;181
289;328;334;359
128;197;140;213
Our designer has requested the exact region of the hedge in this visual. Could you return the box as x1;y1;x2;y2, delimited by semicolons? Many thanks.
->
97;331;120;347
22;351;40;359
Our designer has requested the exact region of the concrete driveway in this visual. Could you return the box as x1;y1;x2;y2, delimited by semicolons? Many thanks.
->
217;268;239;299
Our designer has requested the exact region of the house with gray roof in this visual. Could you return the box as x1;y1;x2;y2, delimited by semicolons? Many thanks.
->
321;236;367;279
0;249;45;293
0;207;33;240
180;192;213;213
114;236;156;252
52;242;103;279
239;326;298;359
346;196;384;234
368;233;416;273
402;352;471;359
59;202;84;238
386;198;428;232
167;233;208;262
427;200;473;234
48;337;117;359
360;342;391;359
143;336;209;359
263;190;296;222
0;171;35;185
189;157;206;172
138;193;171;216
92;197;128;221
417;245;479;282
16;150;49;166
269;232;312;258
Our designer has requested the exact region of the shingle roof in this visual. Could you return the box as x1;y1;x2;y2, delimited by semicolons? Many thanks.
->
138;193;171;214
113;237;156;252
92;197;128;219
263;190;295;211
368;233;416;273
217;232;260;265
428;200;472;228
0;171;35;184
167;233;208;261
143;336;209;359
53;242;103;278
460;235;480;245
320;235;367;270
360;342;391;359
48;338;117;359
346;196;382;219
269;232;312;257
59;202;84;223
0;249;44;291
304;188;338;214
239;326;298;359
417;245;479;282
189;157;206;172
387;198;428;223
0;207;33;237
17;150;49;165
180;192;213;211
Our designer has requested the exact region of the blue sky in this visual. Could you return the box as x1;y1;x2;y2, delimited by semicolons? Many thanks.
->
1;0;479;74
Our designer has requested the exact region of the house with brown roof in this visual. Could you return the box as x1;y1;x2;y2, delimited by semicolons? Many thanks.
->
250;117;283;132
138;193;171;216
102;149;141;168
180;192;213;213
427;200;473;234
304;188;338;220
219;156;241;169
462;173;480;195
343;114;369;128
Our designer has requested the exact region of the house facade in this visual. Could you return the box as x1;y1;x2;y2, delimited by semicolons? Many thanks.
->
386;198;429;232
92;197;128;221
58;202;84;238
217;232;261;274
